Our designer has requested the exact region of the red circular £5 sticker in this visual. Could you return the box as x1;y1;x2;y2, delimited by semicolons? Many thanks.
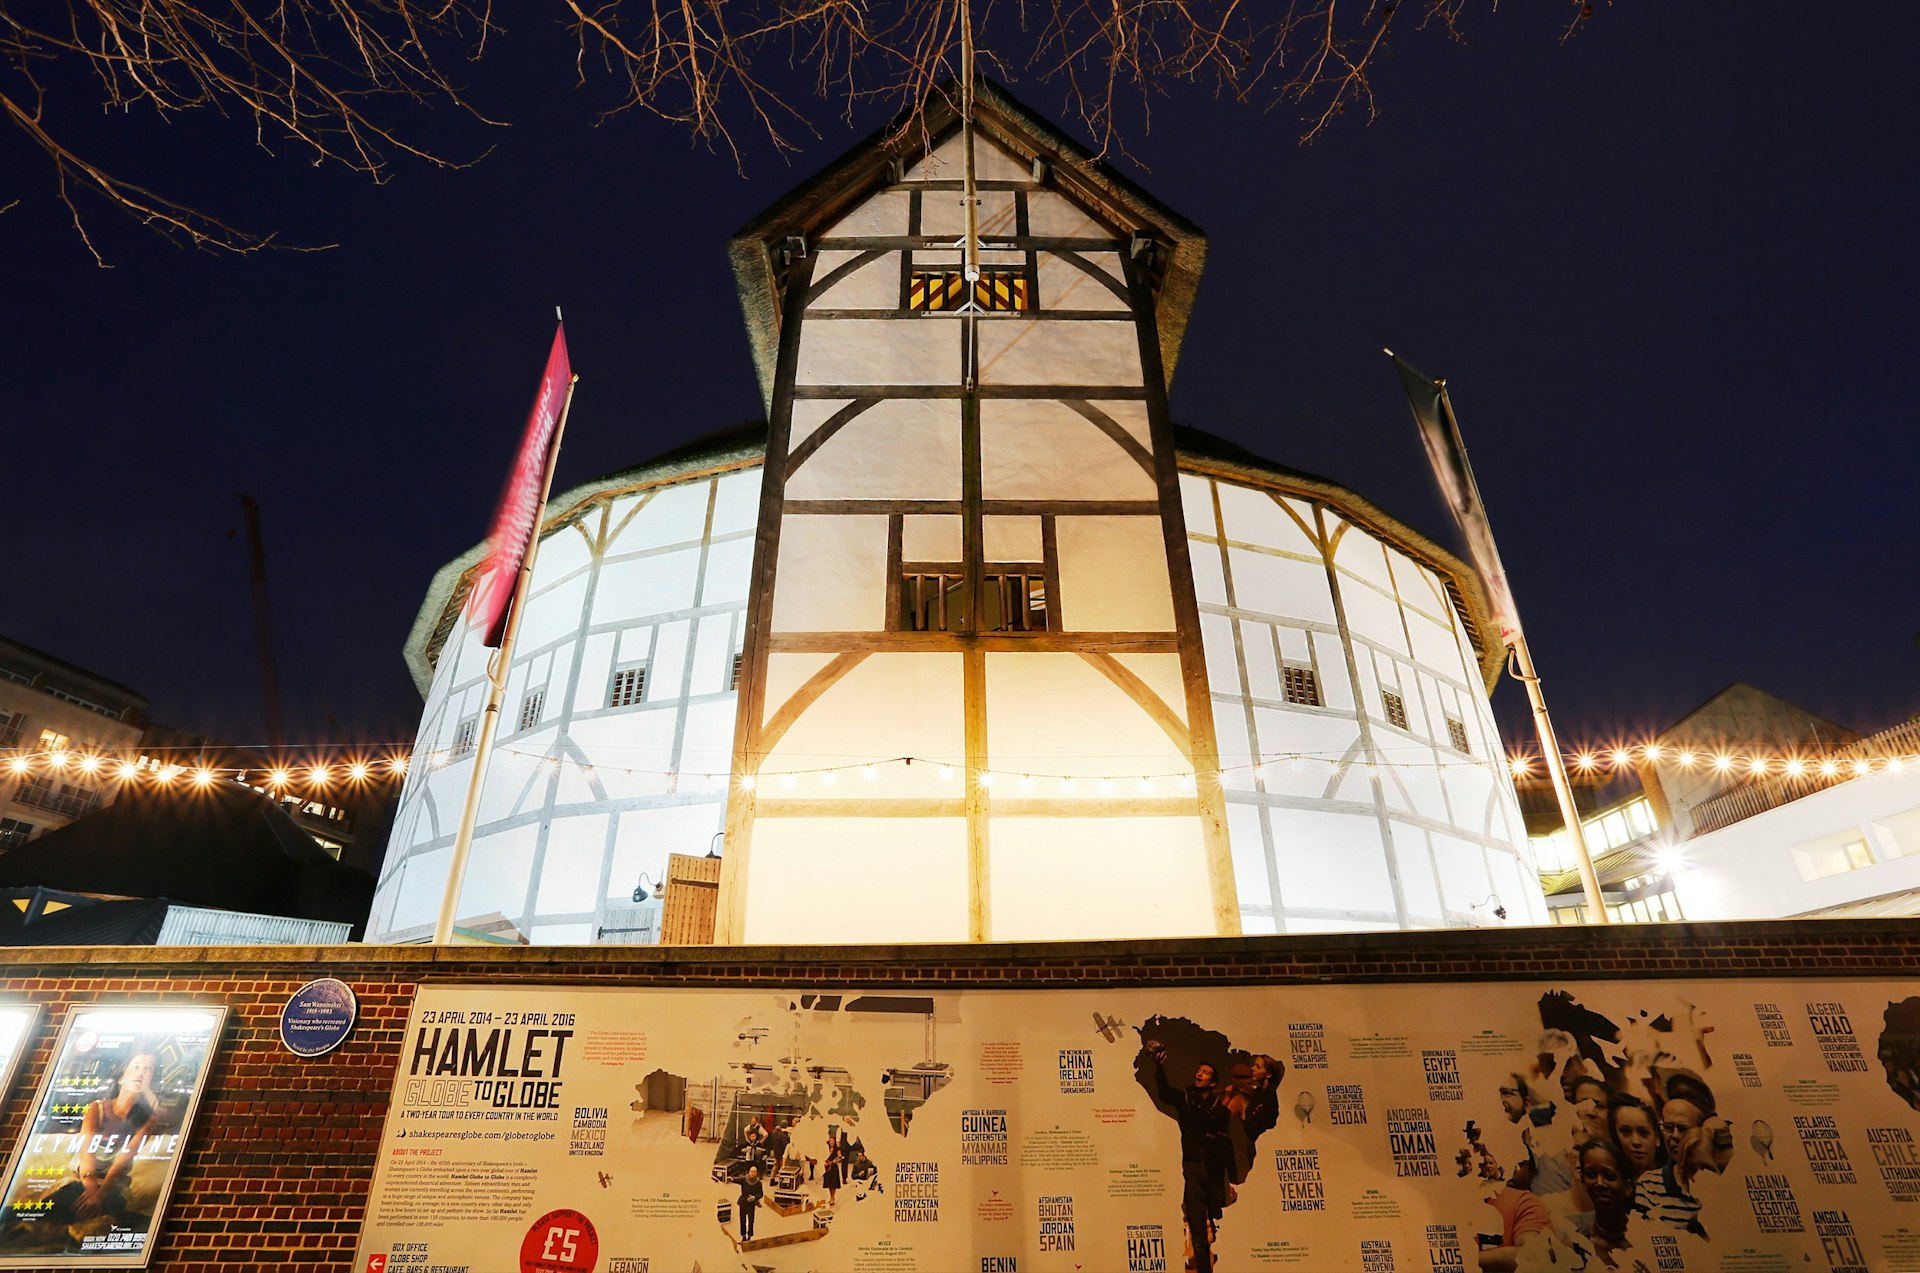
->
519;1209;599;1273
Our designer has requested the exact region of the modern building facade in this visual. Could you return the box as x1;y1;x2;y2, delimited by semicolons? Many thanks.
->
368;83;1546;945
0;636;146;850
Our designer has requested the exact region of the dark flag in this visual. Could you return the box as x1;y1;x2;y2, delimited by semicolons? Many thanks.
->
1390;353;1522;645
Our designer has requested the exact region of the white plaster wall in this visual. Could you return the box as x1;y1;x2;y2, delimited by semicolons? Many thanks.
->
1671;766;1920;919
809;252;901;309
759;654;965;800
1035;253;1130;311
979;401;1157;501
787;408;963;502
770;515;889;632
797;320;961;386
987;653;1189;779
989;818;1214;940
976;320;1141;386
1056;517;1176;631
370;468;752;944
744;817;971;943
1185;471;1544;934
823;189;911;238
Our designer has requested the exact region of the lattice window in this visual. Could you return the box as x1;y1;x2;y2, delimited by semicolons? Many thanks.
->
1382;690;1408;731
609;665;648;708
1446;716;1470;753
907;268;1030;312
1282;664;1321;708
979;570;1049;632
901;570;967;632
730;653;745;691
452;718;477;757
518;690;545;733
899;569;1048;633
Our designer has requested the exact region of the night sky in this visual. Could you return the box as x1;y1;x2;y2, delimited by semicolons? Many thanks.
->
5;5;1914;759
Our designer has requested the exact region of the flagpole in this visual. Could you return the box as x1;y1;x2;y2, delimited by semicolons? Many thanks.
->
433;372;581;945
1387;352;1609;924
1506;635;1609;923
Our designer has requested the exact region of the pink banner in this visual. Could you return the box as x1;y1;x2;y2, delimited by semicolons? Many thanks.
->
468;324;571;648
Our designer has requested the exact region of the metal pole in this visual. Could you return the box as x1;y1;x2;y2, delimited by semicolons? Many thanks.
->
433;373;581;944
958;0;979;285
1507;634;1608;923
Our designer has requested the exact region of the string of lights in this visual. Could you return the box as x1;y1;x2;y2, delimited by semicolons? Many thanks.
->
1505;743;1914;781
1;739;1915;796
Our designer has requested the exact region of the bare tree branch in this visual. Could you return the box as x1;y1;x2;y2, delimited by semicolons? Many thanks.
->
2;0;1601;258
1;0;501;260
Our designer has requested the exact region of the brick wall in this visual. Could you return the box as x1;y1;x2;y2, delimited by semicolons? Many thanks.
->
1;917;1917;1270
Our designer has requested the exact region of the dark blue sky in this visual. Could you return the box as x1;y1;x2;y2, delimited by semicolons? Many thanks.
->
5;5;1914;754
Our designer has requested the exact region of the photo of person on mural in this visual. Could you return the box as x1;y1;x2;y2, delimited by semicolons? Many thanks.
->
1135;1016;1283;1273
1463;993;1743;1268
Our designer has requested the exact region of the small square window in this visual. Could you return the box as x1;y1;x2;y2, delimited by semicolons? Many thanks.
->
452;718;477;757
518;690;545;733
37;730;70;753
1446;716;1470;753
1381;690;1408;731
730;653;745;691
609;665;648;708
1282;664;1321;707
0;817;32;849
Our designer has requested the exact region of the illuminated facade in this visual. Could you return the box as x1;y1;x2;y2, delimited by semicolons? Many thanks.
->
366;84;1544;944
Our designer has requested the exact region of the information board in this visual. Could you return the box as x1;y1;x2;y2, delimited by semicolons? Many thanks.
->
355;979;1920;1272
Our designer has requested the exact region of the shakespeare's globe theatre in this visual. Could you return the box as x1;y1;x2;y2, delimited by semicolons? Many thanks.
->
368;82;1545;945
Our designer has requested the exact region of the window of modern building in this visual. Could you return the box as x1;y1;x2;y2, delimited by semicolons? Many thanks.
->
1446;716;1470;753
907;268;1031;312
518;690;545;733
1381;690;1408;731
0;711;19;748
1282;664;1321;708
44;687;116;718
0;817;32;848
609;664;648;708
1793;836;1874;883
37;730;69;753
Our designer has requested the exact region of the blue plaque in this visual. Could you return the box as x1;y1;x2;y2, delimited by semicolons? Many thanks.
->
279;977;358;1057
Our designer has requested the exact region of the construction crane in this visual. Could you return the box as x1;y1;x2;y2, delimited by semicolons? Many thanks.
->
238;495;285;750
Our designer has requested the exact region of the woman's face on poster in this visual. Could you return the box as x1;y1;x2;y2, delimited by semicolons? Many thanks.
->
121;1053;156;1097
1580;1145;1628;1211
1612;1105;1660;1174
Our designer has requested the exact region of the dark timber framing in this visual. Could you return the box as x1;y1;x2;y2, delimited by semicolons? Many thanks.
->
721;77;1230;942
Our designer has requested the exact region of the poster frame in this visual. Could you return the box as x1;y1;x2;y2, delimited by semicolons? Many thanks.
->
0;1003;44;1108
0;1001;229;1270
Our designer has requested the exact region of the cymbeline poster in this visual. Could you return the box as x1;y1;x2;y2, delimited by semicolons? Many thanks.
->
0;1004;226;1269
357;980;1920;1273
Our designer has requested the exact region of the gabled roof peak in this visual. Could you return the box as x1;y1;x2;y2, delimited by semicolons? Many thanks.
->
728;76;1207;406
